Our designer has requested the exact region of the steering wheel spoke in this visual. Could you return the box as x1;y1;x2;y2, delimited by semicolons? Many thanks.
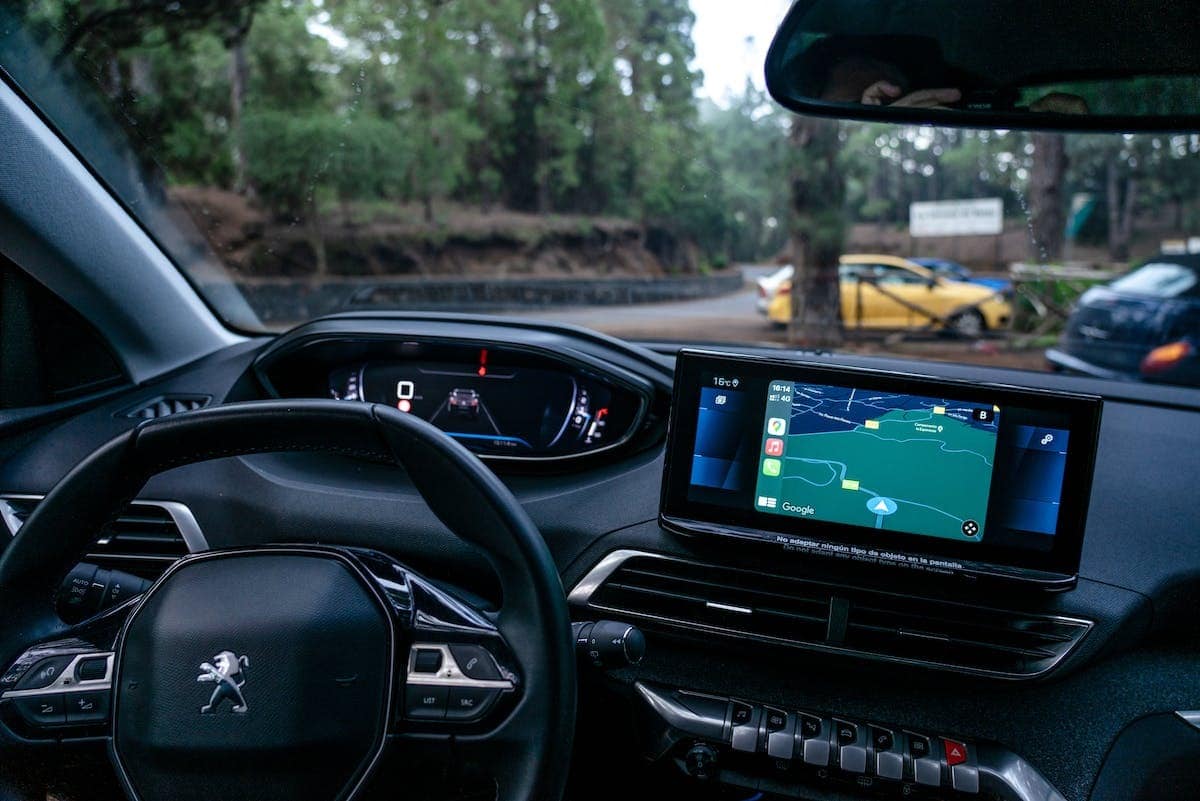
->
0;600;137;740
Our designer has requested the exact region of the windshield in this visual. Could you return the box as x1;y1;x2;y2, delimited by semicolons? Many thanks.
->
1109;261;1200;298
5;2;1200;389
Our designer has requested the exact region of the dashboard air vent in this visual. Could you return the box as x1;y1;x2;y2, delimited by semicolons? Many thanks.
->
122;394;211;419
572;551;1091;679
0;496;203;578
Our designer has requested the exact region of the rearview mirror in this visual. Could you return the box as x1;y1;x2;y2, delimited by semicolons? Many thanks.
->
764;0;1200;131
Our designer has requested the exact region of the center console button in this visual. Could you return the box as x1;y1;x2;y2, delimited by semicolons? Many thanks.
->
765;710;795;760
871;726;894;751
765;707;787;732
729;703;761;753
944;738;968;766
833;719;867;774
872;727;904;781
908;734;942;787
798;713;831;767
943;738;979;794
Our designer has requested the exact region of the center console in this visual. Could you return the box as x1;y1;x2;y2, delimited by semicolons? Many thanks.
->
634;683;1066;801
569;349;1107;801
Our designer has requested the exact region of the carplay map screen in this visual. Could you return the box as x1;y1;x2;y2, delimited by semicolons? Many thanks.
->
754;381;1000;542
661;351;1103;581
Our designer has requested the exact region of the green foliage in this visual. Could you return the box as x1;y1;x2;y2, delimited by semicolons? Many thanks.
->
22;0;1200;271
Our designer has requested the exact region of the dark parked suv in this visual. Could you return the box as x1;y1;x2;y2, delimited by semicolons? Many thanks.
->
1046;254;1200;386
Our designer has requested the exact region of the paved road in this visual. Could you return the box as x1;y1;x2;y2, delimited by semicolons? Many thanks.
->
529;264;785;343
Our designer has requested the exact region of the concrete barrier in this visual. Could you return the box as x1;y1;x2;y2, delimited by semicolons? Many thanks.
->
234;273;745;325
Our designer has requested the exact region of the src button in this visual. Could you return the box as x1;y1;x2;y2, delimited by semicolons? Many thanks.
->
445;687;500;720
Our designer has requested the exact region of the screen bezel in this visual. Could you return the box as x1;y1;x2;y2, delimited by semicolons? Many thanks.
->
660;349;1103;586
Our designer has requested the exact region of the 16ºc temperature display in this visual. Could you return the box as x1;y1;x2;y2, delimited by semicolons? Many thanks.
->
753;380;1001;542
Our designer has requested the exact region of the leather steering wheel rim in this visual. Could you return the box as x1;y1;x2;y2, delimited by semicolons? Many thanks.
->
0;399;576;801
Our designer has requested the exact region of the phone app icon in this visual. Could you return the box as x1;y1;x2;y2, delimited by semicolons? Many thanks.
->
761;458;782;477
767;417;787;436
764;437;784;457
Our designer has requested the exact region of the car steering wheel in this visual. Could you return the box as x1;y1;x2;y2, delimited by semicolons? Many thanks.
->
0;400;576;801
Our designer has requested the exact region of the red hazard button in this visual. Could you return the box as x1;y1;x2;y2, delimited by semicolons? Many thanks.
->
944;739;968;766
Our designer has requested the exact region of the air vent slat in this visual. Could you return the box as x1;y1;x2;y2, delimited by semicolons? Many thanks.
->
612;570;831;617
122;395;211;420
3;496;195;580
575;553;1092;679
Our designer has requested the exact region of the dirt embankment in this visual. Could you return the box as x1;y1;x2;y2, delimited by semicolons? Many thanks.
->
170;187;699;280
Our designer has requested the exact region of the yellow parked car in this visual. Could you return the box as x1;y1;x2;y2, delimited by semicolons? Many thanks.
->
767;254;1012;337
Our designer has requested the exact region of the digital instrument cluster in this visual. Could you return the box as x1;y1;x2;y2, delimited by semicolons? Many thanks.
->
327;345;643;459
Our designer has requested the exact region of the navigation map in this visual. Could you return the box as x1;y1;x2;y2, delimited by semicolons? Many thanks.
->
753;380;1000;542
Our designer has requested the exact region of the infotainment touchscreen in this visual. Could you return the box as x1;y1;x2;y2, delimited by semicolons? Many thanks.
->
661;350;1102;587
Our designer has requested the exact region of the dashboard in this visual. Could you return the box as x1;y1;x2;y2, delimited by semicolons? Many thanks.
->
2;312;1199;801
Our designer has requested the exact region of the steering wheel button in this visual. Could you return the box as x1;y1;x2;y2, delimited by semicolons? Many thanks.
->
75;656;108;682
14;655;74;690
448;644;501;681
413;648;443;674
65;689;109;724
405;685;448;719
446;686;500;720
12;693;66;726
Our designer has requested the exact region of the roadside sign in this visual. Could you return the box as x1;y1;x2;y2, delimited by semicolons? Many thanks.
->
910;198;1003;237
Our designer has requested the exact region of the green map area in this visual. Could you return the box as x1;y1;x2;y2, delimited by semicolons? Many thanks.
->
754;382;1000;542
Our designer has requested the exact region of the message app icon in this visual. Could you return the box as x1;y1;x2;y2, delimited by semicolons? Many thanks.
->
764;437;784;457
762;458;782;477
767;417;787;436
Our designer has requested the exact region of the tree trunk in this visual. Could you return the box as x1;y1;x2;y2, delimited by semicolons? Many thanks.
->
1028;133;1067;262
787;116;845;348
306;195;328;276
229;38;251;195
1106;161;1137;261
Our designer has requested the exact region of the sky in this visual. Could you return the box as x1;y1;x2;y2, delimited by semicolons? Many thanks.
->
689;0;793;106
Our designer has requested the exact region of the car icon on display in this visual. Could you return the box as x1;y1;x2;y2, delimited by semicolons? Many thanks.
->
448;388;481;418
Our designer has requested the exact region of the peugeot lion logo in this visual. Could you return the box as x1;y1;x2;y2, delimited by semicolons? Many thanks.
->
197;651;250;714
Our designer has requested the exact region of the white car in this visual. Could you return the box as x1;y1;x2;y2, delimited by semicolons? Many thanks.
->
755;264;794;314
